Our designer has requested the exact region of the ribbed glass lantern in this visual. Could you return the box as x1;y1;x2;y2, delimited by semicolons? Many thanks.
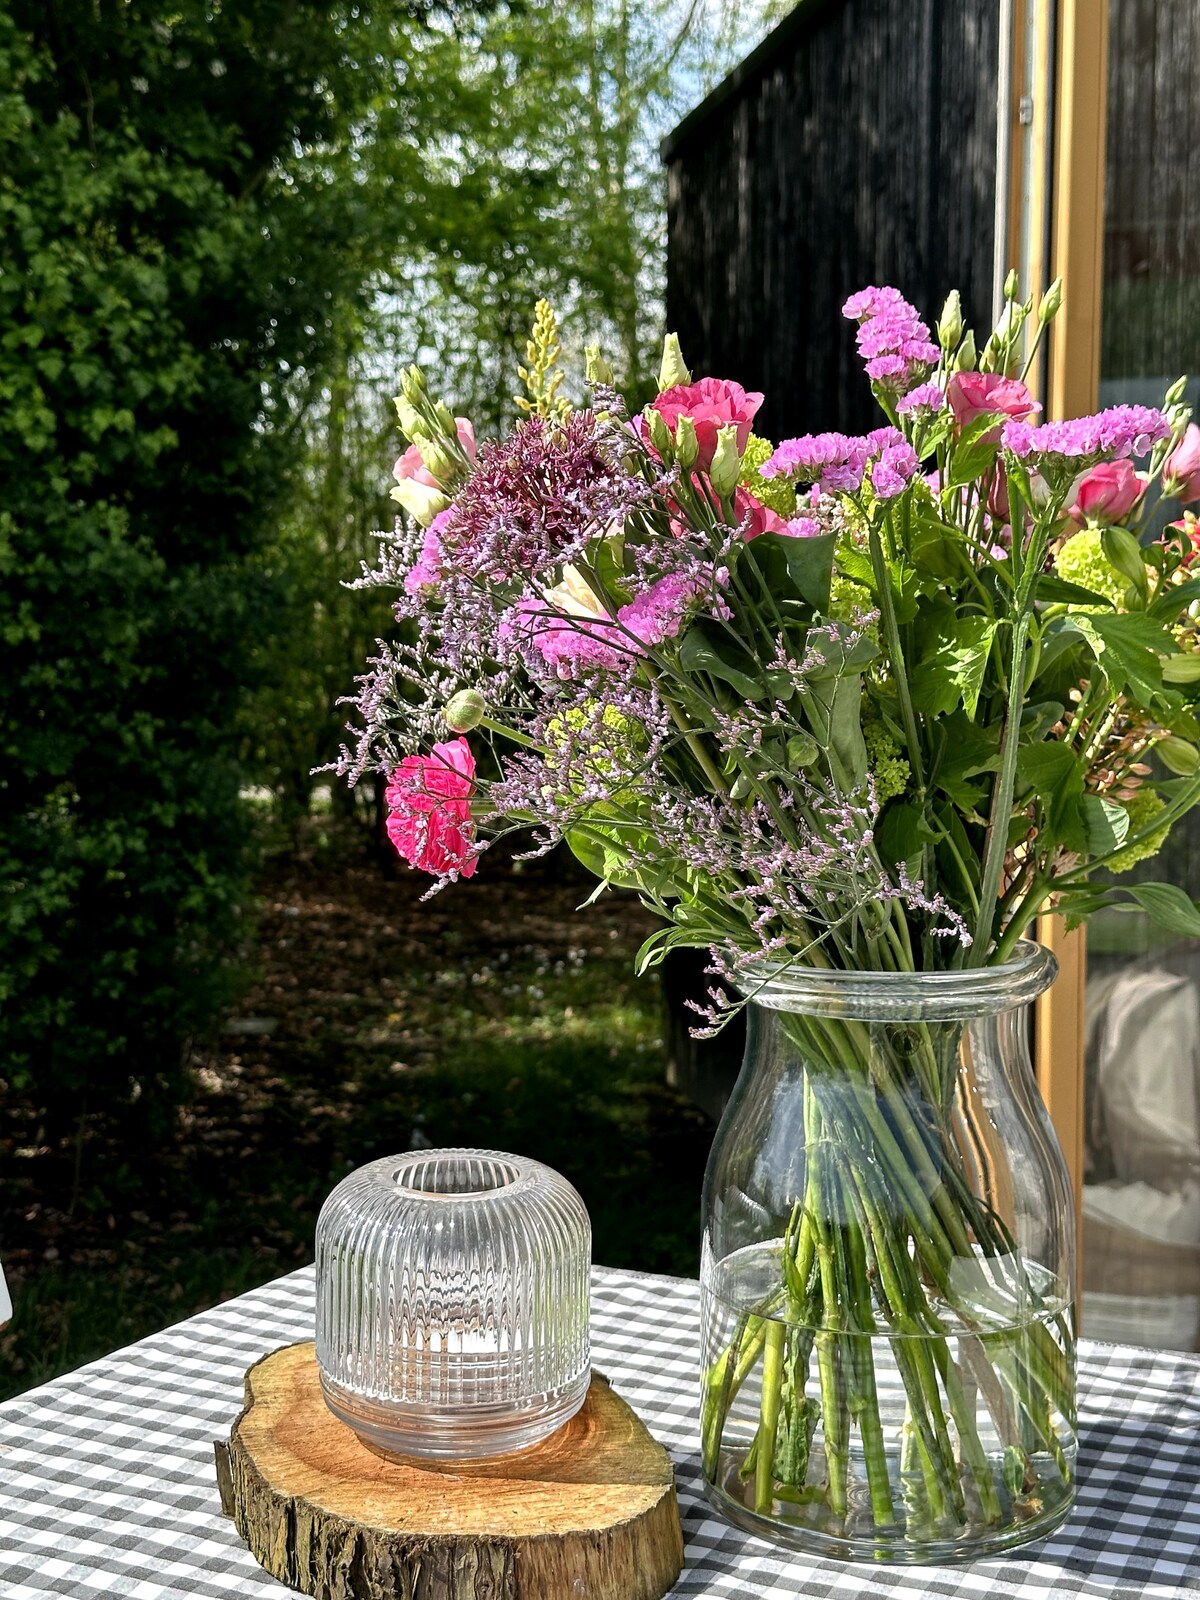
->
315;1149;591;1459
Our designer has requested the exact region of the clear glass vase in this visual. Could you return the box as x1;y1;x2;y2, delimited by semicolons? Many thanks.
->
316;1149;591;1459
700;942;1076;1564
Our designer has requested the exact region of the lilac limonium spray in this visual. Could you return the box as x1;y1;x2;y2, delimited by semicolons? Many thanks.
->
337;285;1200;1548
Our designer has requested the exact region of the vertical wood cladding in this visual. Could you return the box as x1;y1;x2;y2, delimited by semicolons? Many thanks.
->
663;0;1000;441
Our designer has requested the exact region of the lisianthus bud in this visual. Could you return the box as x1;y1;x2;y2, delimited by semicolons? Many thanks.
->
645;407;673;459
937;290;963;352
444;689;486;732
1004;267;1020;301
657;332;692;392
1157;736;1200;776
585;344;614;385
674;414;699;469
394;396;426;441
415;434;456;483
401;364;427;402
390;478;450;527
708;423;742;497
434;401;457;434
786;731;819;769
1039;277;1063;323
954;330;977;372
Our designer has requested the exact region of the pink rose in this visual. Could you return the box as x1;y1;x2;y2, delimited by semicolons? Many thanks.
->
733;486;789;541
393;418;477;489
947;372;1041;438
384;737;478;878
1164;423;1200;505
650;378;764;470
1068;459;1144;527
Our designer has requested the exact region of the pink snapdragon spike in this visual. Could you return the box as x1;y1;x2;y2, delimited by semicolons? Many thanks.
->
1001;405;1171;463
385;737;478;879
1163;423;1200;504
650;378;764;469
1068;459;1145;527
946;371;1041;437
393;418;477;489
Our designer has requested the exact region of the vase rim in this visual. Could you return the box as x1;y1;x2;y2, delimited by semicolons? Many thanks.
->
736;939;1057;1020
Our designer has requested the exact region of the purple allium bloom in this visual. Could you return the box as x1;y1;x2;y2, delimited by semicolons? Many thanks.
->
1001;405;1171;464
897;383;946;416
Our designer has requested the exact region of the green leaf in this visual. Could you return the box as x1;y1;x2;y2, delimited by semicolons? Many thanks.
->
1035;572;1115;609
1066;612;1174;703
1082;794;1129;855
747;530;837;612
678;624;765;699
1017;742;1085;850
875;801;938;868
633;924;713;977
1119;882;1200;939
910;615;997;718
944;414;1002;489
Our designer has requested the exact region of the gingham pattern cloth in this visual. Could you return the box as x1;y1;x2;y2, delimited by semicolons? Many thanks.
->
1;1264;1198;1598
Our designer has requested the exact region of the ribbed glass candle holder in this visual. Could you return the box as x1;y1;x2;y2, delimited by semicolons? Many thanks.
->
315;1148;591;1459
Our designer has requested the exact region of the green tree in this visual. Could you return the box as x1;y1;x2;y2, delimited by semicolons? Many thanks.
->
0;0;448;1124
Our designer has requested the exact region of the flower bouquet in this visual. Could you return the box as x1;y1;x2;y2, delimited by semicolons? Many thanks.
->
339;285;1200;1560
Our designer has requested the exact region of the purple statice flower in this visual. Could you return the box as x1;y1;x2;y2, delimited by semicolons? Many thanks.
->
1001;405;1171;465
871;436;920;499
844;285;939;397
897;382;946;416
761;432;872;495
617;571;704;647
842;285;910;321
783;516;823;538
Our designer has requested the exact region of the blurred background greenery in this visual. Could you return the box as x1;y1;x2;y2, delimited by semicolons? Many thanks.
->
0;0;791;1397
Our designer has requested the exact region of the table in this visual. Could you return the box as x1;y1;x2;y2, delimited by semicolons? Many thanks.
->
1;1264;1198;1599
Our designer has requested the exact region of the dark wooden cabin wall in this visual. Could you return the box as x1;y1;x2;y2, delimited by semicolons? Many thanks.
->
664;0;1000;442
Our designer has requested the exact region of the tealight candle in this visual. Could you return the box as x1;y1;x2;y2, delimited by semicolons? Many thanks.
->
315;1148;590;1458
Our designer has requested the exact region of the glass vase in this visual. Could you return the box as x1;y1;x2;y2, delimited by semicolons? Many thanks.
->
700;942;1076;1564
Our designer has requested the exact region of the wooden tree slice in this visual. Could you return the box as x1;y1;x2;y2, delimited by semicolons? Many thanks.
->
215;1341;684;1600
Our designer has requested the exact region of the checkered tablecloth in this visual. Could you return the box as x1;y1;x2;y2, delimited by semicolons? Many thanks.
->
1;1264;1198;1599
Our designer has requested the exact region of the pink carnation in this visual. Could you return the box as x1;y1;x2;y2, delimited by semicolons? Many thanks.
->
385;737;478;878
650;378;764;470
618;572;704;646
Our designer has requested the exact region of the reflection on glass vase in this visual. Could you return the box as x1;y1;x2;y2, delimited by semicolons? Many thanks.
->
700;942;1077;1564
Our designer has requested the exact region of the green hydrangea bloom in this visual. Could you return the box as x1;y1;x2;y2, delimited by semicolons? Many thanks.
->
545;703;644;791
740;433;797;518
862;704;910;803
1107;787;1171;874
1054;529;1128;608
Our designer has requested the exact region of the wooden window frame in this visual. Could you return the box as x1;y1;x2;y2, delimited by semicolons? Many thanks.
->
1001;0;1110;1259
